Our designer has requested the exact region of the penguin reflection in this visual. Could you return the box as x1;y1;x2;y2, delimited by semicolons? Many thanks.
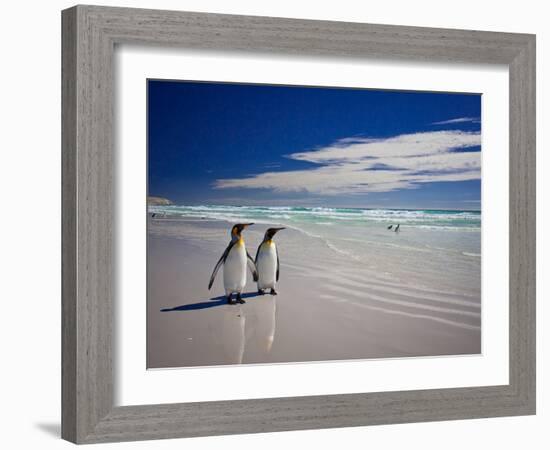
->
219;306;246;364
250;296;277;355
220;297;277;363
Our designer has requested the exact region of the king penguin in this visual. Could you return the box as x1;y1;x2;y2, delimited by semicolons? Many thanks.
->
255;227;285;295
208;223;258;305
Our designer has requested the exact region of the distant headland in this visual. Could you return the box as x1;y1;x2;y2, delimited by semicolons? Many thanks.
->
148;196;173;206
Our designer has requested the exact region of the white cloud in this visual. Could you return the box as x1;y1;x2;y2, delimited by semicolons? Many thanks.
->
432;117;481;125
214;130;481;195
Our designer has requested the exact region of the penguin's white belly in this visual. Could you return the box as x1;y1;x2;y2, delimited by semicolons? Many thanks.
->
256;243;277;289
223;243;247;294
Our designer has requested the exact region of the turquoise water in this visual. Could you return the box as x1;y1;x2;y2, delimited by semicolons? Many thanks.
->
148;204;481;231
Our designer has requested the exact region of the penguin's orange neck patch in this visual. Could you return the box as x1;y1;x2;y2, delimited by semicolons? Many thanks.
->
231;228;241;240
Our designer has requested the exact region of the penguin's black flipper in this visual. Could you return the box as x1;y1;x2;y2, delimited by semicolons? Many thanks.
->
247;251;258;282
208;241;235;290
276;245;280;282
254;243;261;264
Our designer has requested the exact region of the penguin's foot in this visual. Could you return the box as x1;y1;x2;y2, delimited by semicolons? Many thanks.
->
258;289;265;295
227;295;237;305
270;288;278;296
236;293;246;304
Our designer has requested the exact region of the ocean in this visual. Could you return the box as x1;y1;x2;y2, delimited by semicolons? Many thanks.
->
148;205;480;231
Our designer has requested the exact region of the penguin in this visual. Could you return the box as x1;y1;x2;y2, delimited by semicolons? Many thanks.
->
395;224;400;233
255;227;285;295
387;224;393;230
208;223;258;305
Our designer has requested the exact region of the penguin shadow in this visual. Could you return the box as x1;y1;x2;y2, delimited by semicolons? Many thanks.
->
161;292;261;312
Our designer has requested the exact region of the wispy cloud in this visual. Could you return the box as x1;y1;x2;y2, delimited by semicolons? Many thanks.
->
263;163;282;169
214;130;481;196
432;117;481;125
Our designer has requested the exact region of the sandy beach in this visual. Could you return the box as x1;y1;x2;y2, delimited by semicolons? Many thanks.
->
147;210;481;369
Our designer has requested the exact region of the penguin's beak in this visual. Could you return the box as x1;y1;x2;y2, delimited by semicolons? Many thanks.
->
243;223;254;228
269;227;285;237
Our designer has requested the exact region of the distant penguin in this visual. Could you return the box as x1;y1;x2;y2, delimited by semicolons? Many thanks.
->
395;224;400;233
387;224;393;230
255;227;285;295
208;223;258;304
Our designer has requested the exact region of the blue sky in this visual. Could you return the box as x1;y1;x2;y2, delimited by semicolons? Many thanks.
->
148;80;481;210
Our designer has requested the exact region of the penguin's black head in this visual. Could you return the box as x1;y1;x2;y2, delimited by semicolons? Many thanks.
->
264;227;285;241
231;223;254;237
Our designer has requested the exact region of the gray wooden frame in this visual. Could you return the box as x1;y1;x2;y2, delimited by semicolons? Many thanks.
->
62;4;536;444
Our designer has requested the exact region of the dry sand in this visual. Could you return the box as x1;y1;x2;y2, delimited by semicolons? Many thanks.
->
147;217;481;368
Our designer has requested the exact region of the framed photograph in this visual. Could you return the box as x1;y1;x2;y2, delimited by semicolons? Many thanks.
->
62;5;536;444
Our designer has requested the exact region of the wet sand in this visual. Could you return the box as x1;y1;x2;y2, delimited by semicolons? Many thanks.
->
147;217;481;368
